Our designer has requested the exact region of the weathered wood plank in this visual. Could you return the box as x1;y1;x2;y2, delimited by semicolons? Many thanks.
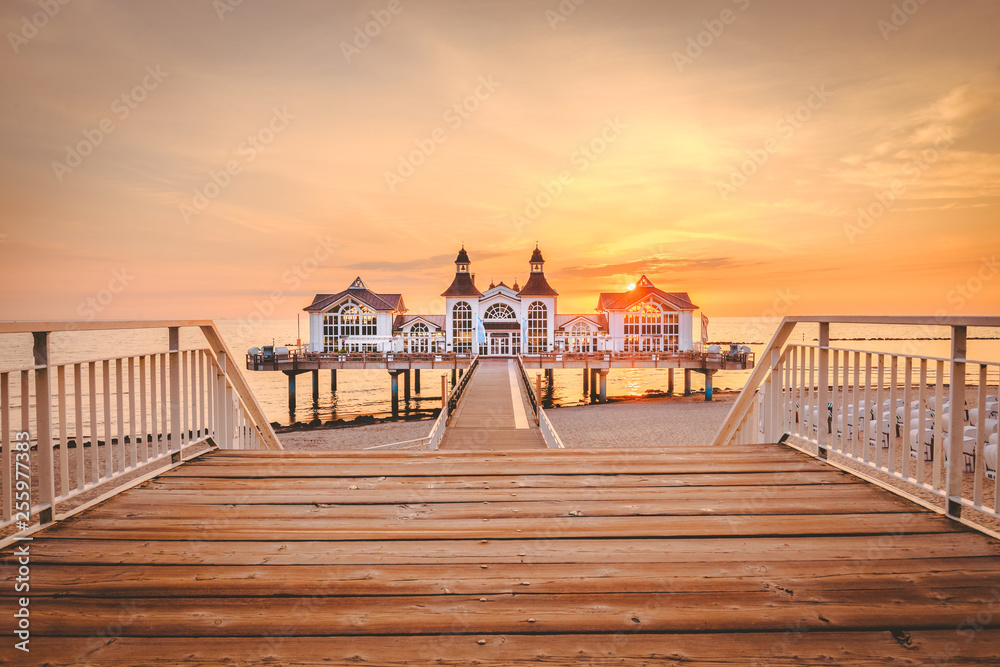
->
117;482;879;505
7;558;1000;598
24;533;999;566
39;511;956;541
25;631;1000;666
88;494;923;520
26;589;1000;636
142;470;858;489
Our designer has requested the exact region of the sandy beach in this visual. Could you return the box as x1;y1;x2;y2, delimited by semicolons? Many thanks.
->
278;394;737;450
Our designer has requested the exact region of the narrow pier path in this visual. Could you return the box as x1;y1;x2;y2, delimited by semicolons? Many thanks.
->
438;358;545;450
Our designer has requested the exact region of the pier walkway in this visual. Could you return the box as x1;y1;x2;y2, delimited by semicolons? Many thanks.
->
438;359;545;450
8;445;1000;665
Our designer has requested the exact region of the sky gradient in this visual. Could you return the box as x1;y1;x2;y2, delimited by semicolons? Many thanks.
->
1;0;998;324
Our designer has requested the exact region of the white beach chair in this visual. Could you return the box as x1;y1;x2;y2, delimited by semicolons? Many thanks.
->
985;436;996;480
868;412;891;448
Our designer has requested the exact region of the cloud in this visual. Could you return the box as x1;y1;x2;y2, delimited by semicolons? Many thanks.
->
345;250;506;273
558;256;736;280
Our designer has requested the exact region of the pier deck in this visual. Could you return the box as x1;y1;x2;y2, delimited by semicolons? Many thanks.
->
438;359;545;450
6;445;1000;664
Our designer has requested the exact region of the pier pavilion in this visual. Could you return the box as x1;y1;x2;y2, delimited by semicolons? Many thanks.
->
304;245;702;358
254;246;753;410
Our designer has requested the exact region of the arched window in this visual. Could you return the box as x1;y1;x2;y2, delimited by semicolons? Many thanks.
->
452;302;473;352
321;300;376;351
484;303;516;320
527;301;548;353
407;322;430;353
624;301;677;352
570;321;595;353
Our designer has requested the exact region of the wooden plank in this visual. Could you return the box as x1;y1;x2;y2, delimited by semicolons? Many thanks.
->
141;470;858;490
28;531;997;566
157;458;832;477
8;558;1000;598
25;588;1000;636
88;494;924;520
110;482;882;505
39;511;957;541
24;630;1000;666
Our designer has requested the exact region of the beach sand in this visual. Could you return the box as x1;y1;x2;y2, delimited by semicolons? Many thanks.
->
278;394;738;451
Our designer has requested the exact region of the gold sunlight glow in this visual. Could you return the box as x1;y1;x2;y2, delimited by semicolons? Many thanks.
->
0;1;998;319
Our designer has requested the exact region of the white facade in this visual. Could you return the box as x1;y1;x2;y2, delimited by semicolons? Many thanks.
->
304;251;700;357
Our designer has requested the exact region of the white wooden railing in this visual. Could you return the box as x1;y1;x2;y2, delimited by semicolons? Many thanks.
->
714;316;1000;534
513;355;565;449
0;321;281;540
362;358;479;451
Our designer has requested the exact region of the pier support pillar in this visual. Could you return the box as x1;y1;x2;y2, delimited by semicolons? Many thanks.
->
583;368;589;395
598;370;608;403
330;369;337;392
545;368;554;383
285;371;297;411
452;368;457;385
589;369;598;403
667;369;674;395
311;370;319;402
684;369;692;397
389;371;402;416
414;369;421;393
403;370;411;402
704;371;715;402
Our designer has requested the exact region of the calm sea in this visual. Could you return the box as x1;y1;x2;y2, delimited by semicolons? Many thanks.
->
2;318;998;428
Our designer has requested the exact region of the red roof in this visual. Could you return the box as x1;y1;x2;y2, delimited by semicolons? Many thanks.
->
598;287;696;312
393;314;445;331
304;288;404;313
555;314;608;331
517;273;558;297
441;272;482;298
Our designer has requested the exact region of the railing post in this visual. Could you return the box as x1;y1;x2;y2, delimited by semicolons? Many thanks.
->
217;351;230;450
946;325;967;519
168;327;182;462
33;332;54;524
441;374;447;416
817;322;830;457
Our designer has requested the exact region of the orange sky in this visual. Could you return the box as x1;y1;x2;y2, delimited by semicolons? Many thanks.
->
1;0;998;322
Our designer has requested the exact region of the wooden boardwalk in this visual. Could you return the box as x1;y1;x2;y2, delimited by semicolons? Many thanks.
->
438;358;545;450
5;445;1000;665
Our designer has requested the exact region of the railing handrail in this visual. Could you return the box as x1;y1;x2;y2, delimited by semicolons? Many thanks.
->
781;315;1000;327
714;316;1000;537
0;320;216;333
445;355;479;423
0;320;282;543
